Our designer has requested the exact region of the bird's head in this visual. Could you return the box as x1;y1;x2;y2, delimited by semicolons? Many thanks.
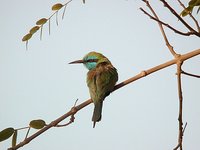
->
69;51;110;70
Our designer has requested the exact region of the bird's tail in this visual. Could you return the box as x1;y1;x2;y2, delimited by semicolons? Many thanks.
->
92;102;103;128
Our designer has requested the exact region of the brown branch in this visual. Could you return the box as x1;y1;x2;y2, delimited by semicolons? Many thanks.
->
113;48;200;90
8;48;200;150
173;60;184;150
177;0;200;32
160;0;200;37
181;70;200;78
140;0;177;57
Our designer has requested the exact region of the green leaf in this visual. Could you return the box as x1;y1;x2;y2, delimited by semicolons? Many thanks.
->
52;3;63;11
22;33;32;41
29;26;40;34
0;128;14;142
29;119;46;129
180;6;193;17
180;10;189;17
36;18;48;25
12;130;17;147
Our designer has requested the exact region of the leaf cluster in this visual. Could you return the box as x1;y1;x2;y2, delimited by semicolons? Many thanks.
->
22;1;72;49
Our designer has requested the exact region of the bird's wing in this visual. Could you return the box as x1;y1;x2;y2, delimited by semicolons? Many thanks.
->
95;66;118;102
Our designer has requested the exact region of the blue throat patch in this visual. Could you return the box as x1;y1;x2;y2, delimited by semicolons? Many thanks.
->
83;55;98;70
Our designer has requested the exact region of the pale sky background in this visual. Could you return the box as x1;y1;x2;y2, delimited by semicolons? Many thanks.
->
0;0;200;150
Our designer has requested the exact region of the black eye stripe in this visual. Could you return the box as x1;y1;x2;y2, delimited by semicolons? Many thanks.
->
85;59;98;63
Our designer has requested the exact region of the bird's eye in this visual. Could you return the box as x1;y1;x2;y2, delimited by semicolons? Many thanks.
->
86;59;98;63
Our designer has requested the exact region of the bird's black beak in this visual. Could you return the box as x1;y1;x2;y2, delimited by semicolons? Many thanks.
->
69;60;84;64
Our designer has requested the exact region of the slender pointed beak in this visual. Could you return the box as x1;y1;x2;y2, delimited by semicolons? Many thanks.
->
69;60;84;64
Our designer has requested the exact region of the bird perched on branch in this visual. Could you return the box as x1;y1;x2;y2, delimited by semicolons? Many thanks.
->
69;51;118;128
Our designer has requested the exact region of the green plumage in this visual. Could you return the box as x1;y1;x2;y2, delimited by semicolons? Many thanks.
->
69;51;118;128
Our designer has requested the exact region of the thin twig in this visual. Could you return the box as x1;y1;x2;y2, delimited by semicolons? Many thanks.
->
140;8;195;36
141;0;177;56
8;49;200;150
181;70;200;78
177;0;200;32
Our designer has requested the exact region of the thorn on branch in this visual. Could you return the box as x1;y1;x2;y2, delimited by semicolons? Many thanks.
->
182;122;187;135
73;99;79;107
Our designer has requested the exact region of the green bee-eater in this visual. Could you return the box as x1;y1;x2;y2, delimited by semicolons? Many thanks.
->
69;51;118;128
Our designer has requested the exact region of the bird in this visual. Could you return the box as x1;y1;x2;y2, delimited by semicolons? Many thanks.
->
69;51;118;128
